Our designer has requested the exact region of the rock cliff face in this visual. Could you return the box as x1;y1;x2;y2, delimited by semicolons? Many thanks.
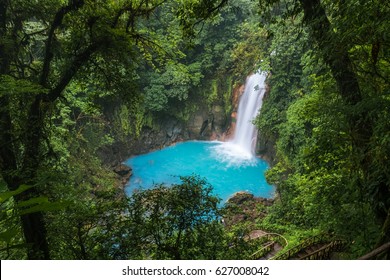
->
99;95;231;168
187;103;229;140
256;134;276;165
224;83;245;141
99;115;187;166
99;78;236;167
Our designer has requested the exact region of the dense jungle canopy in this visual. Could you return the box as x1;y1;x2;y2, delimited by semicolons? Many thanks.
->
0;0;389;260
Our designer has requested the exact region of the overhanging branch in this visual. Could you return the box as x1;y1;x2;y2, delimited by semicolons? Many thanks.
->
40;0;85;87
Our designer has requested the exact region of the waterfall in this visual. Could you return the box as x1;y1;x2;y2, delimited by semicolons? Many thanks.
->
231;71;266;154
211;71;267;166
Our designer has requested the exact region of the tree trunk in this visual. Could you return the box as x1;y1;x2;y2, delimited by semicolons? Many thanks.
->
299;0;363;102
0;94;51;259
18;96;51;259
358;241;390;260
375;210;390;257
299;0;371;139
20;210;50;259
1;0;96;258
299;0;372;191
299;0;389;245
0;96;50;259
1;8;50;256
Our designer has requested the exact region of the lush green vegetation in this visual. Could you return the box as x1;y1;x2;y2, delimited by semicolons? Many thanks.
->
0;0;262;259
1;0;389;260
255;0;390;259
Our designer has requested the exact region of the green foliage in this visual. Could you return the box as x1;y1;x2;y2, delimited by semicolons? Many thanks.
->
1;0;264;260
255;0;390;258
207;79;219;105
123;175;225;259
230;21;269;80
0;184;67;259
47;186;128;260
1;0;387;260
0;76;47;97
112;175;267;260
255;13;309;139
45;175;263;260
139;0;257;123
110;101;151;140
144;62;203;112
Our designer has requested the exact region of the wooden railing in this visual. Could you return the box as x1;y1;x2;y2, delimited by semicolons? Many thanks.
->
246;231;346;260
299;240;346;260
249;241;275;260
271;233;345;260
249;233;288;260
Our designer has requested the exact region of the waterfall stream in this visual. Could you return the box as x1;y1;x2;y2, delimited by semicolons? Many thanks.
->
232;72;266;154
210;71;266;166
125;71;273;201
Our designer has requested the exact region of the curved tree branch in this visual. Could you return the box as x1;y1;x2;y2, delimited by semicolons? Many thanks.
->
40;0;85;87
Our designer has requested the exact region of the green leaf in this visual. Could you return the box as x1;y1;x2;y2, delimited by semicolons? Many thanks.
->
0;185;32;204
0;228;20;243
0;75;48;96
0;243;29;253
19;201;69;216
16;196;50;208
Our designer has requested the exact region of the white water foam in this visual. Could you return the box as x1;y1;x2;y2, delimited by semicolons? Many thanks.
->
210;141;257;167
211;71;267;167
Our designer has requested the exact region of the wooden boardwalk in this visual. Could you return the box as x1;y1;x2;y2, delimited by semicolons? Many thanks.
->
271;234;346;260
247;231;346;260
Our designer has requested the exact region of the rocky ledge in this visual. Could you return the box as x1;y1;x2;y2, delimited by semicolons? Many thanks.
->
113;163;132;187
224;192;274;227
